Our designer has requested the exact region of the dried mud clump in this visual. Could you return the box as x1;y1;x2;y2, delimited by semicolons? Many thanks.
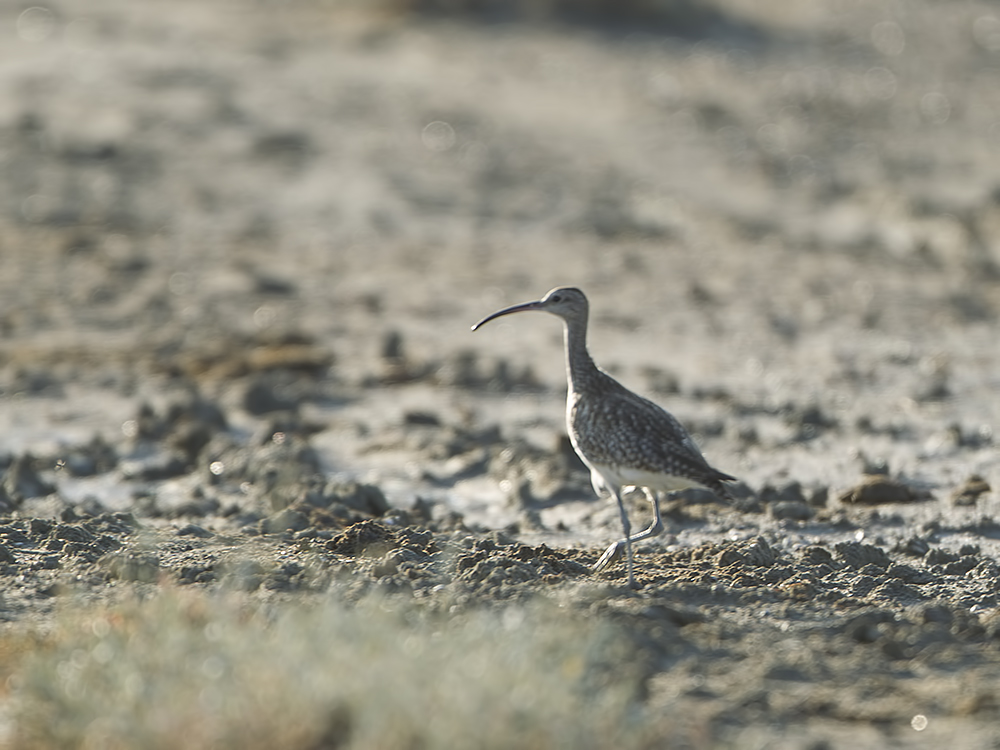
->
0;512;138;588
102;549;161;583
61;435;119;478
717;536;779;568
453;536;589;590
2;454;56;505
838;475;931;505
324;522;589;600
951;474;992;506
270;480;394;535
163;333;332;383
433;348;544;392
118;393;229;481
327;520;432;558
489;437;591;505
834;541;892;569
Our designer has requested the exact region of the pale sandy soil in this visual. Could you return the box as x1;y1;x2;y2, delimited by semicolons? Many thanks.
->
2;0;1000;746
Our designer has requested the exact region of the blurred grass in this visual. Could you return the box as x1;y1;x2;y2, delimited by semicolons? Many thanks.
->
1;588;671;750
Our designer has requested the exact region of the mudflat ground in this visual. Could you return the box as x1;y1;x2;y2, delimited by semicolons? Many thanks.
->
2;1;1000;747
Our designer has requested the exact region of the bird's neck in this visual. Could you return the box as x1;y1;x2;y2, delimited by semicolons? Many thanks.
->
563;318;598;391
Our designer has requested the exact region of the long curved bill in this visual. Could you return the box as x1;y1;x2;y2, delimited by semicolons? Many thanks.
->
471;299;544;330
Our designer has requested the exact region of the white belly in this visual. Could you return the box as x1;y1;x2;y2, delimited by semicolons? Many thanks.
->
587;461;705;495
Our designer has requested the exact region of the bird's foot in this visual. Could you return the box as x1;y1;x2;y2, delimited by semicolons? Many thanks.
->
592;540;623;573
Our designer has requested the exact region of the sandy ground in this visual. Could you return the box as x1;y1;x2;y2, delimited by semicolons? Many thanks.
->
3;0;1000;746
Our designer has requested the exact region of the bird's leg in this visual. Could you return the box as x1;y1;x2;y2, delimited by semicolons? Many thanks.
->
593;489;664;586
593;486;637;588
631;488;664;542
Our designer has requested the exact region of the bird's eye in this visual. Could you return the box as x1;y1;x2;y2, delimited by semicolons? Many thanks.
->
551;294;562;302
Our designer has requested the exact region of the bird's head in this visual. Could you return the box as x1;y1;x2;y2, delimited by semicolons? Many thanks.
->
471;287;589;330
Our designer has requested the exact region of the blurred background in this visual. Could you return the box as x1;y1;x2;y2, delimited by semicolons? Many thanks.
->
2;0;1000;496
5;6;1000;746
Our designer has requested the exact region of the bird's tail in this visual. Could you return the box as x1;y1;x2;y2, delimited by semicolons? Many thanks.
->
707;471;738;504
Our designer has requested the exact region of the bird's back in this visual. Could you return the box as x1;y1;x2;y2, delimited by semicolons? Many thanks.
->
567;370;733;495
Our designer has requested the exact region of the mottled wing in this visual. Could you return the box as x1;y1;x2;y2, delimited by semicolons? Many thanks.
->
570;377;734;493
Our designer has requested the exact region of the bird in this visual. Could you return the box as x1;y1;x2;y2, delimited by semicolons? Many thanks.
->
472;286;736;589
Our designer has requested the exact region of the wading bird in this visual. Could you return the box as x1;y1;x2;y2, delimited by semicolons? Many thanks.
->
473;287;736;588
